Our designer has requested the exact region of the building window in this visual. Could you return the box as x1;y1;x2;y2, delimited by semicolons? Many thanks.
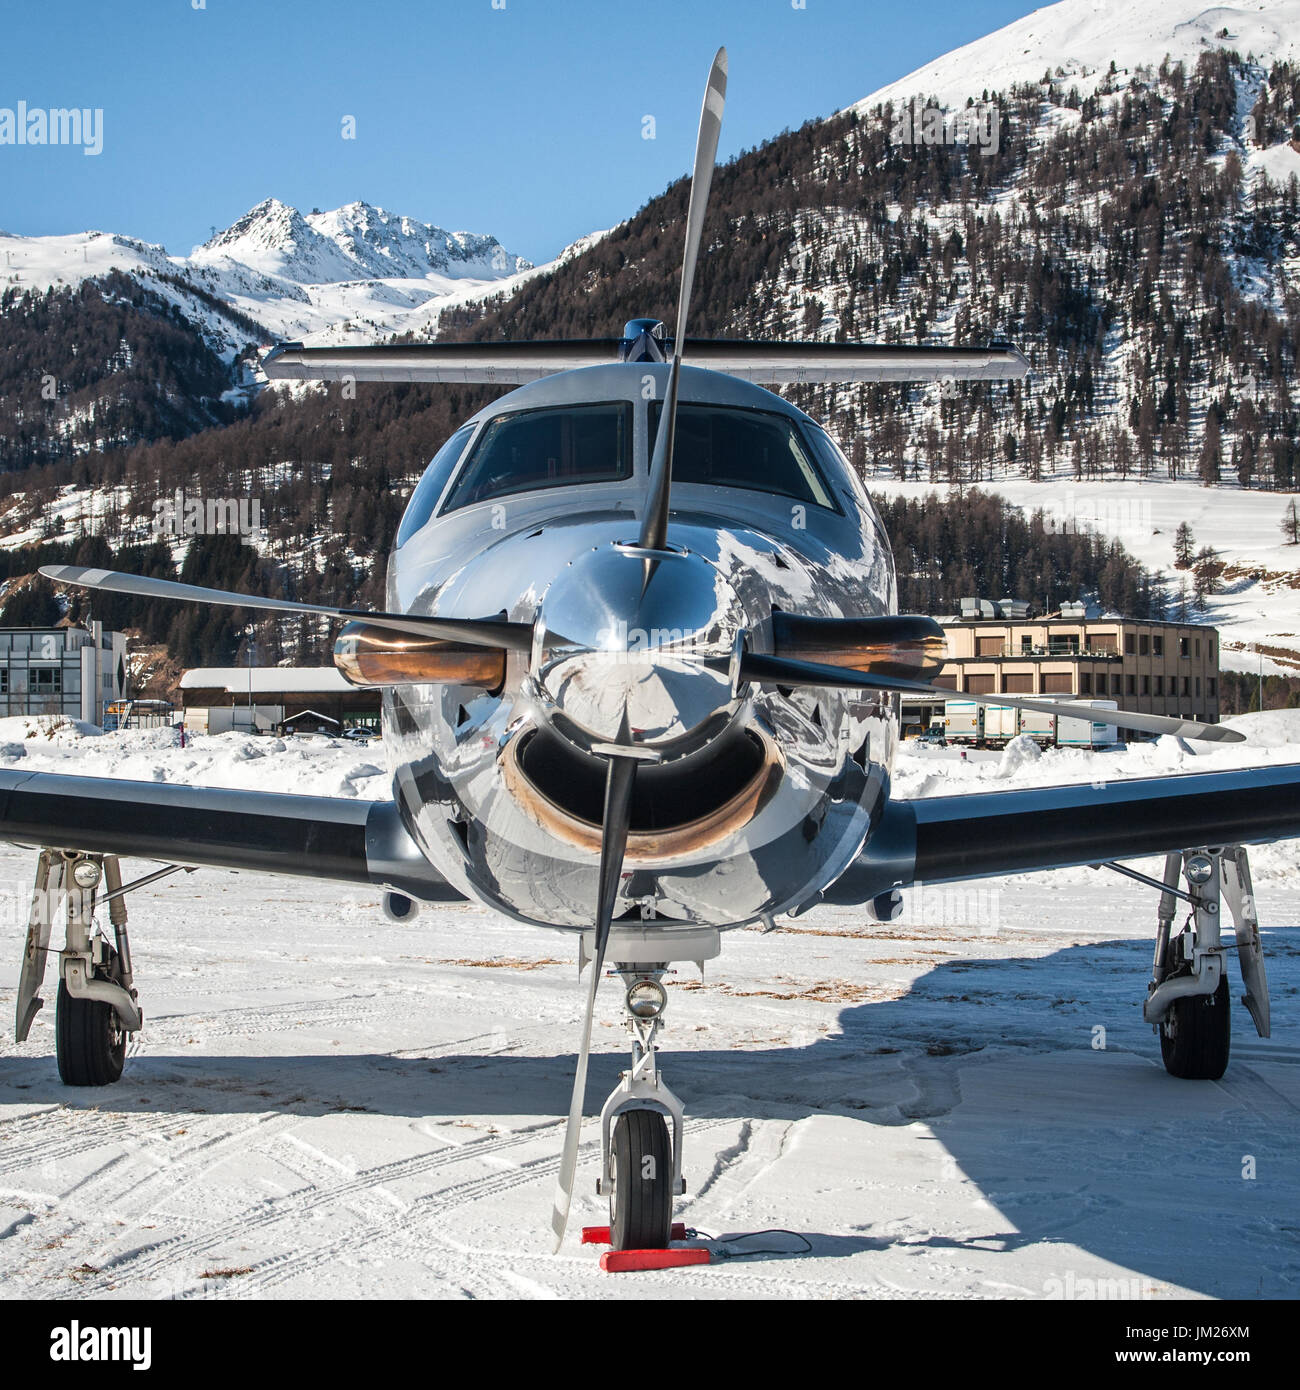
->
30;667;62;695
966;674;996;694
1141;675;1150;695
1124;634;1136;655
976;636;1004;658
1183;676;1190;696
1180;637;1190;657
1080;672;1092;693
1209;677;1217;696
1154;675;1163;695
1195;676;1201;696
1153;635;1164;656
1003;673;1033;693
0;669;7;693
1209;640;1215;660
1195;639;1201;657
1139;634;1150;656
1048;634;1079;655
1087;633;1117;652
1126;674;1136;695
1111;675;1121;694
1020;635;1033;654
1043;672;1074;693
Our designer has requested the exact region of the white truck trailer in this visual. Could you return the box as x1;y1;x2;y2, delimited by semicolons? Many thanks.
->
1054;698;1119;749
943;697;1120;749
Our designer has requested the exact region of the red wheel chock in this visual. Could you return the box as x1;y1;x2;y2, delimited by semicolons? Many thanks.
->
580;1225;711;1272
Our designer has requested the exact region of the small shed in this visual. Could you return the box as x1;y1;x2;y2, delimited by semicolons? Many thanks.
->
178;666;379;734
276;709;342;736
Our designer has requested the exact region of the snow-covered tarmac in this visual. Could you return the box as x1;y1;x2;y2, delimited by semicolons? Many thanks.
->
1;719;1298;1300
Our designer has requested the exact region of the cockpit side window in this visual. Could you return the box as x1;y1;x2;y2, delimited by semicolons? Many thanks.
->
396;424;477;547
440;401;633;513
805;424;889;542
649;402;838;511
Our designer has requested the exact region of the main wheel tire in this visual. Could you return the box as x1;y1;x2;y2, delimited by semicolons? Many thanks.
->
1160;974;1230;1080
609;1109;673;1252
56;979;126;1086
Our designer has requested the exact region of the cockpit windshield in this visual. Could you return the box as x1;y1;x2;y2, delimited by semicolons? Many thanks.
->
649;402;837;510
441;402;633;513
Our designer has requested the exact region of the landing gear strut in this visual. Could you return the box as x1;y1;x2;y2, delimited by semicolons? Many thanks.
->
15;850;159;1086
1107;845;1271;1080
597;968;685;1251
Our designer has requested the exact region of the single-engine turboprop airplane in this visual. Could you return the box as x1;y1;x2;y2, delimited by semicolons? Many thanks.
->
11;49;1300;1252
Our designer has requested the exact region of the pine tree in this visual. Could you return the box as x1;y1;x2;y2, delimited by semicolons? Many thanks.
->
1173;521;1195;569
1282;498;1300;545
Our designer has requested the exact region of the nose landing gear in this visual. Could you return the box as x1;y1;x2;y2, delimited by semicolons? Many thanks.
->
596;968;685;1252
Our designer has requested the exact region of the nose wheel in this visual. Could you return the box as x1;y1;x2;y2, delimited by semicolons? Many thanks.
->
609;1109;673;1250
597;968;686;1252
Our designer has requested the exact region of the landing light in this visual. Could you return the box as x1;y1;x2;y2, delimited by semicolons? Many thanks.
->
626;979;668;1020
71;858;102;890
1185;855;1215;886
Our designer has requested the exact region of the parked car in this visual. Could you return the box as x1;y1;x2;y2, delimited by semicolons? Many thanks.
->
344;727;380;742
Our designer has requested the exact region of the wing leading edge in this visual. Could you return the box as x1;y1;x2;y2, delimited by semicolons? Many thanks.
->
262;339;1029;385
823;763;1300;906
0;770;462;903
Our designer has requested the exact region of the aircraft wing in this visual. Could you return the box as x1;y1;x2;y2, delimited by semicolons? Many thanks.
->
683;340;1029;383
0;770;463;903
262;339;1028;385
823;763;1300;905
262;340;620;385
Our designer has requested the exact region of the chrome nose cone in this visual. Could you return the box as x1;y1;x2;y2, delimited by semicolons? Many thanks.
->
533;544;743;749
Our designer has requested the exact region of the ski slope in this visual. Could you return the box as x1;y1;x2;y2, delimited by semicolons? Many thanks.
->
867;476;1300;676
0;719;1297;1300
853;0;1300;114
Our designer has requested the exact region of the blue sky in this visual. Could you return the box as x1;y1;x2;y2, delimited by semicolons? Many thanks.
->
0;0;1043;261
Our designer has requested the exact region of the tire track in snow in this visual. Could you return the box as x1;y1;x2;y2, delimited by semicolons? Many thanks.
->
76;1120;569;1290
235;1116;733;1298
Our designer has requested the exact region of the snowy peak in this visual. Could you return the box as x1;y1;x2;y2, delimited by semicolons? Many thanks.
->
200;197;311;257
193;197;531;286
305;201;532;280
854;0;1300;113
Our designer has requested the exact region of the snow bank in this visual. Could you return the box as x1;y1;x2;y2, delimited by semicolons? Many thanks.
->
997;733;1043;777
0;726;390;801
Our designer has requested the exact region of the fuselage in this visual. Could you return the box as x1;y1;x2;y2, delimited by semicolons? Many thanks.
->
383;363;899;931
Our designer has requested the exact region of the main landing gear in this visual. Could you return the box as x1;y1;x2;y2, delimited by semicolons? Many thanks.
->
1106;845;1269;1080
15;850;188;1086
596;968;685;1251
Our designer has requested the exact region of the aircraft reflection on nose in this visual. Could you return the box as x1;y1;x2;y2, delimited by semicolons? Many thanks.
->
532;543;745;748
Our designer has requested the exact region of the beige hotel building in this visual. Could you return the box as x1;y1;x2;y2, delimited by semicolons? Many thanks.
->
933;614;1221;733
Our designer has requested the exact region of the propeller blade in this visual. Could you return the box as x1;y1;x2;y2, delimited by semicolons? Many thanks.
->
550;739;638;1251
39;565;532;652
771;612;947;682
639;45;727;554
738;651;1246;744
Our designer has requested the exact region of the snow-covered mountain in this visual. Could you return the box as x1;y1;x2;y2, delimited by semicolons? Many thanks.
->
196;198;529;284
0;198;539;355
853;0;1300;112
